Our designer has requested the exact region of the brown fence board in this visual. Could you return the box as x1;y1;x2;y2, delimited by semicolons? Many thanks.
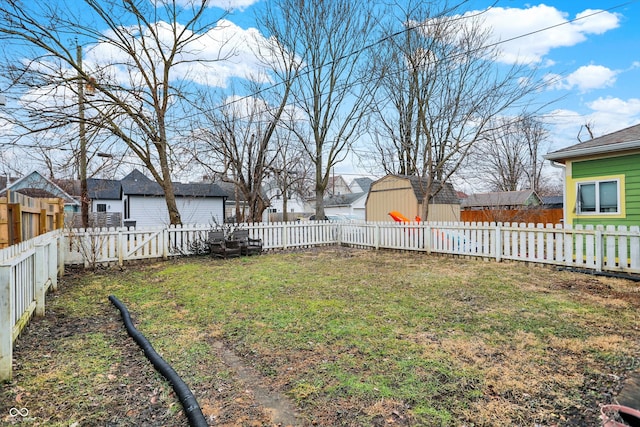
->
461;208;563;224
0;192;65;248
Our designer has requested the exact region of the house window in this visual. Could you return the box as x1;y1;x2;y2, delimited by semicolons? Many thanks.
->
96;203;107;212
577;180;619;214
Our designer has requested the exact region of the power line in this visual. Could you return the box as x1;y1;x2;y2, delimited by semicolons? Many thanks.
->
206;0;637;122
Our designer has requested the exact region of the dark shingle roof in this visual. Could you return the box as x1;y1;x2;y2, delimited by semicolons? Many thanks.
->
402;175;460;204
542;195;563;208
121;169;226;198
324;192;366;207
461;190;539;208
352;177;373;193
546;123;640;162
87;178;122;199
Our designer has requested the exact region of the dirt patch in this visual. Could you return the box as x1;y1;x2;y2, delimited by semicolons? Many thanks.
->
1;296;285;426
212;341;300;426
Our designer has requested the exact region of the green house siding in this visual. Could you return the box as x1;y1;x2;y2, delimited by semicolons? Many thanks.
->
572;153;640;226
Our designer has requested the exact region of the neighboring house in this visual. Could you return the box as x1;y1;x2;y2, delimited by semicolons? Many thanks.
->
545;123;640;227
1;171;80;213
460;190;551;223
349;177;373;194
327;175;351;196
462;190;541;210
324;192;367;219
365;174;460;222
120;169;227;228
266;190;308;222
216;181;249;222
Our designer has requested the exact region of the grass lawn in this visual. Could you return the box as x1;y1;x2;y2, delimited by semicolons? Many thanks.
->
2;247;639;426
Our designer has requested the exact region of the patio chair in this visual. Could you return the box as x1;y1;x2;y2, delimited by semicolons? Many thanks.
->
208;230;241;259
230;229;263;256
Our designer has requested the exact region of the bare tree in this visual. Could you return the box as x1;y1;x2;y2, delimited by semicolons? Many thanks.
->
471;115;549;193
267;129;313;222
367;0;544;219
0;0;232;225
259;0;380;219
193;94;280;223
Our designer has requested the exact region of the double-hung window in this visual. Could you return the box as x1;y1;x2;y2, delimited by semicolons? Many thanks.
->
577;179;619;214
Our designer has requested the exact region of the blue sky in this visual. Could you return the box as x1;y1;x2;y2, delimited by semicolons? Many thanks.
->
460;1;640;151
222;0;640;147
3;0;639;181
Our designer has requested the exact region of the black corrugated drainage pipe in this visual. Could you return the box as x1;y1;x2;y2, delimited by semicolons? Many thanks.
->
108;295;208;427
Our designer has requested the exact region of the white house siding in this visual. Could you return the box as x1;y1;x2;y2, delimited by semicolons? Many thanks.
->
177;197;224;226
324;194;367;219
91;199;124;215
127;196;224;228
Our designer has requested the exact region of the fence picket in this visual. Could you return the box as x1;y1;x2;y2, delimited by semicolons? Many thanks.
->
7;221;640;381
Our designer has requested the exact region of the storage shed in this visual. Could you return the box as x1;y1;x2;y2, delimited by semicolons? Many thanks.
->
365;175;460;222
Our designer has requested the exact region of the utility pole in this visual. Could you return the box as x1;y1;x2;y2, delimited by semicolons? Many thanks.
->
77;43;89;228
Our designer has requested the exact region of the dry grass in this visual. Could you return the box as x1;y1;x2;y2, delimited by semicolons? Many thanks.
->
2;247;639;426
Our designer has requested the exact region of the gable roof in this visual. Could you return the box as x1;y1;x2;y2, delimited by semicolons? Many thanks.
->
1;171;79;206
545;123;640;163
121;169;227;198
350;177;373;193
461;190;540;209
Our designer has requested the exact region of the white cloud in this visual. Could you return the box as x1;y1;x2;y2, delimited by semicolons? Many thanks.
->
86;19;270;89
545;98;640;152
587;96;640;118
546;65;618;93
565;65;617;92
471;5;620;64
172;0;260;12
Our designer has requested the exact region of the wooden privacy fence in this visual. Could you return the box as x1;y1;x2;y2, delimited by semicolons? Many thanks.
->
0;191;65;249
460;208;564;224
0;230;63;381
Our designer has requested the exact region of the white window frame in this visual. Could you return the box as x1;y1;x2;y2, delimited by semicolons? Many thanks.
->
576;179;620;215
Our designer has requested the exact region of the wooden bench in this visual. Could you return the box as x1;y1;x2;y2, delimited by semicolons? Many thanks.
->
208;230;241;259
230;229;263;256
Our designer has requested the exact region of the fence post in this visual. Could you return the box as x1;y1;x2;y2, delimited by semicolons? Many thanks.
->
49;238;58;291
282;222;288;250
564;224;574;267
0;264;13;381
595;226;603;272
118;228;124;267
494;223;502;262
425;224;431;254
162;228;169;260
35;244;47;316
374;223;380;250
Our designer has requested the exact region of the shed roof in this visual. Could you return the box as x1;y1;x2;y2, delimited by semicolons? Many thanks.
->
545;123;640;163
404;175;460;204
2;171;79;205
461;189;540;208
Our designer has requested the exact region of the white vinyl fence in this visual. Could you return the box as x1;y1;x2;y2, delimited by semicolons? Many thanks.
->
1;230;62;381
3;220;640;381
62;221;640;275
